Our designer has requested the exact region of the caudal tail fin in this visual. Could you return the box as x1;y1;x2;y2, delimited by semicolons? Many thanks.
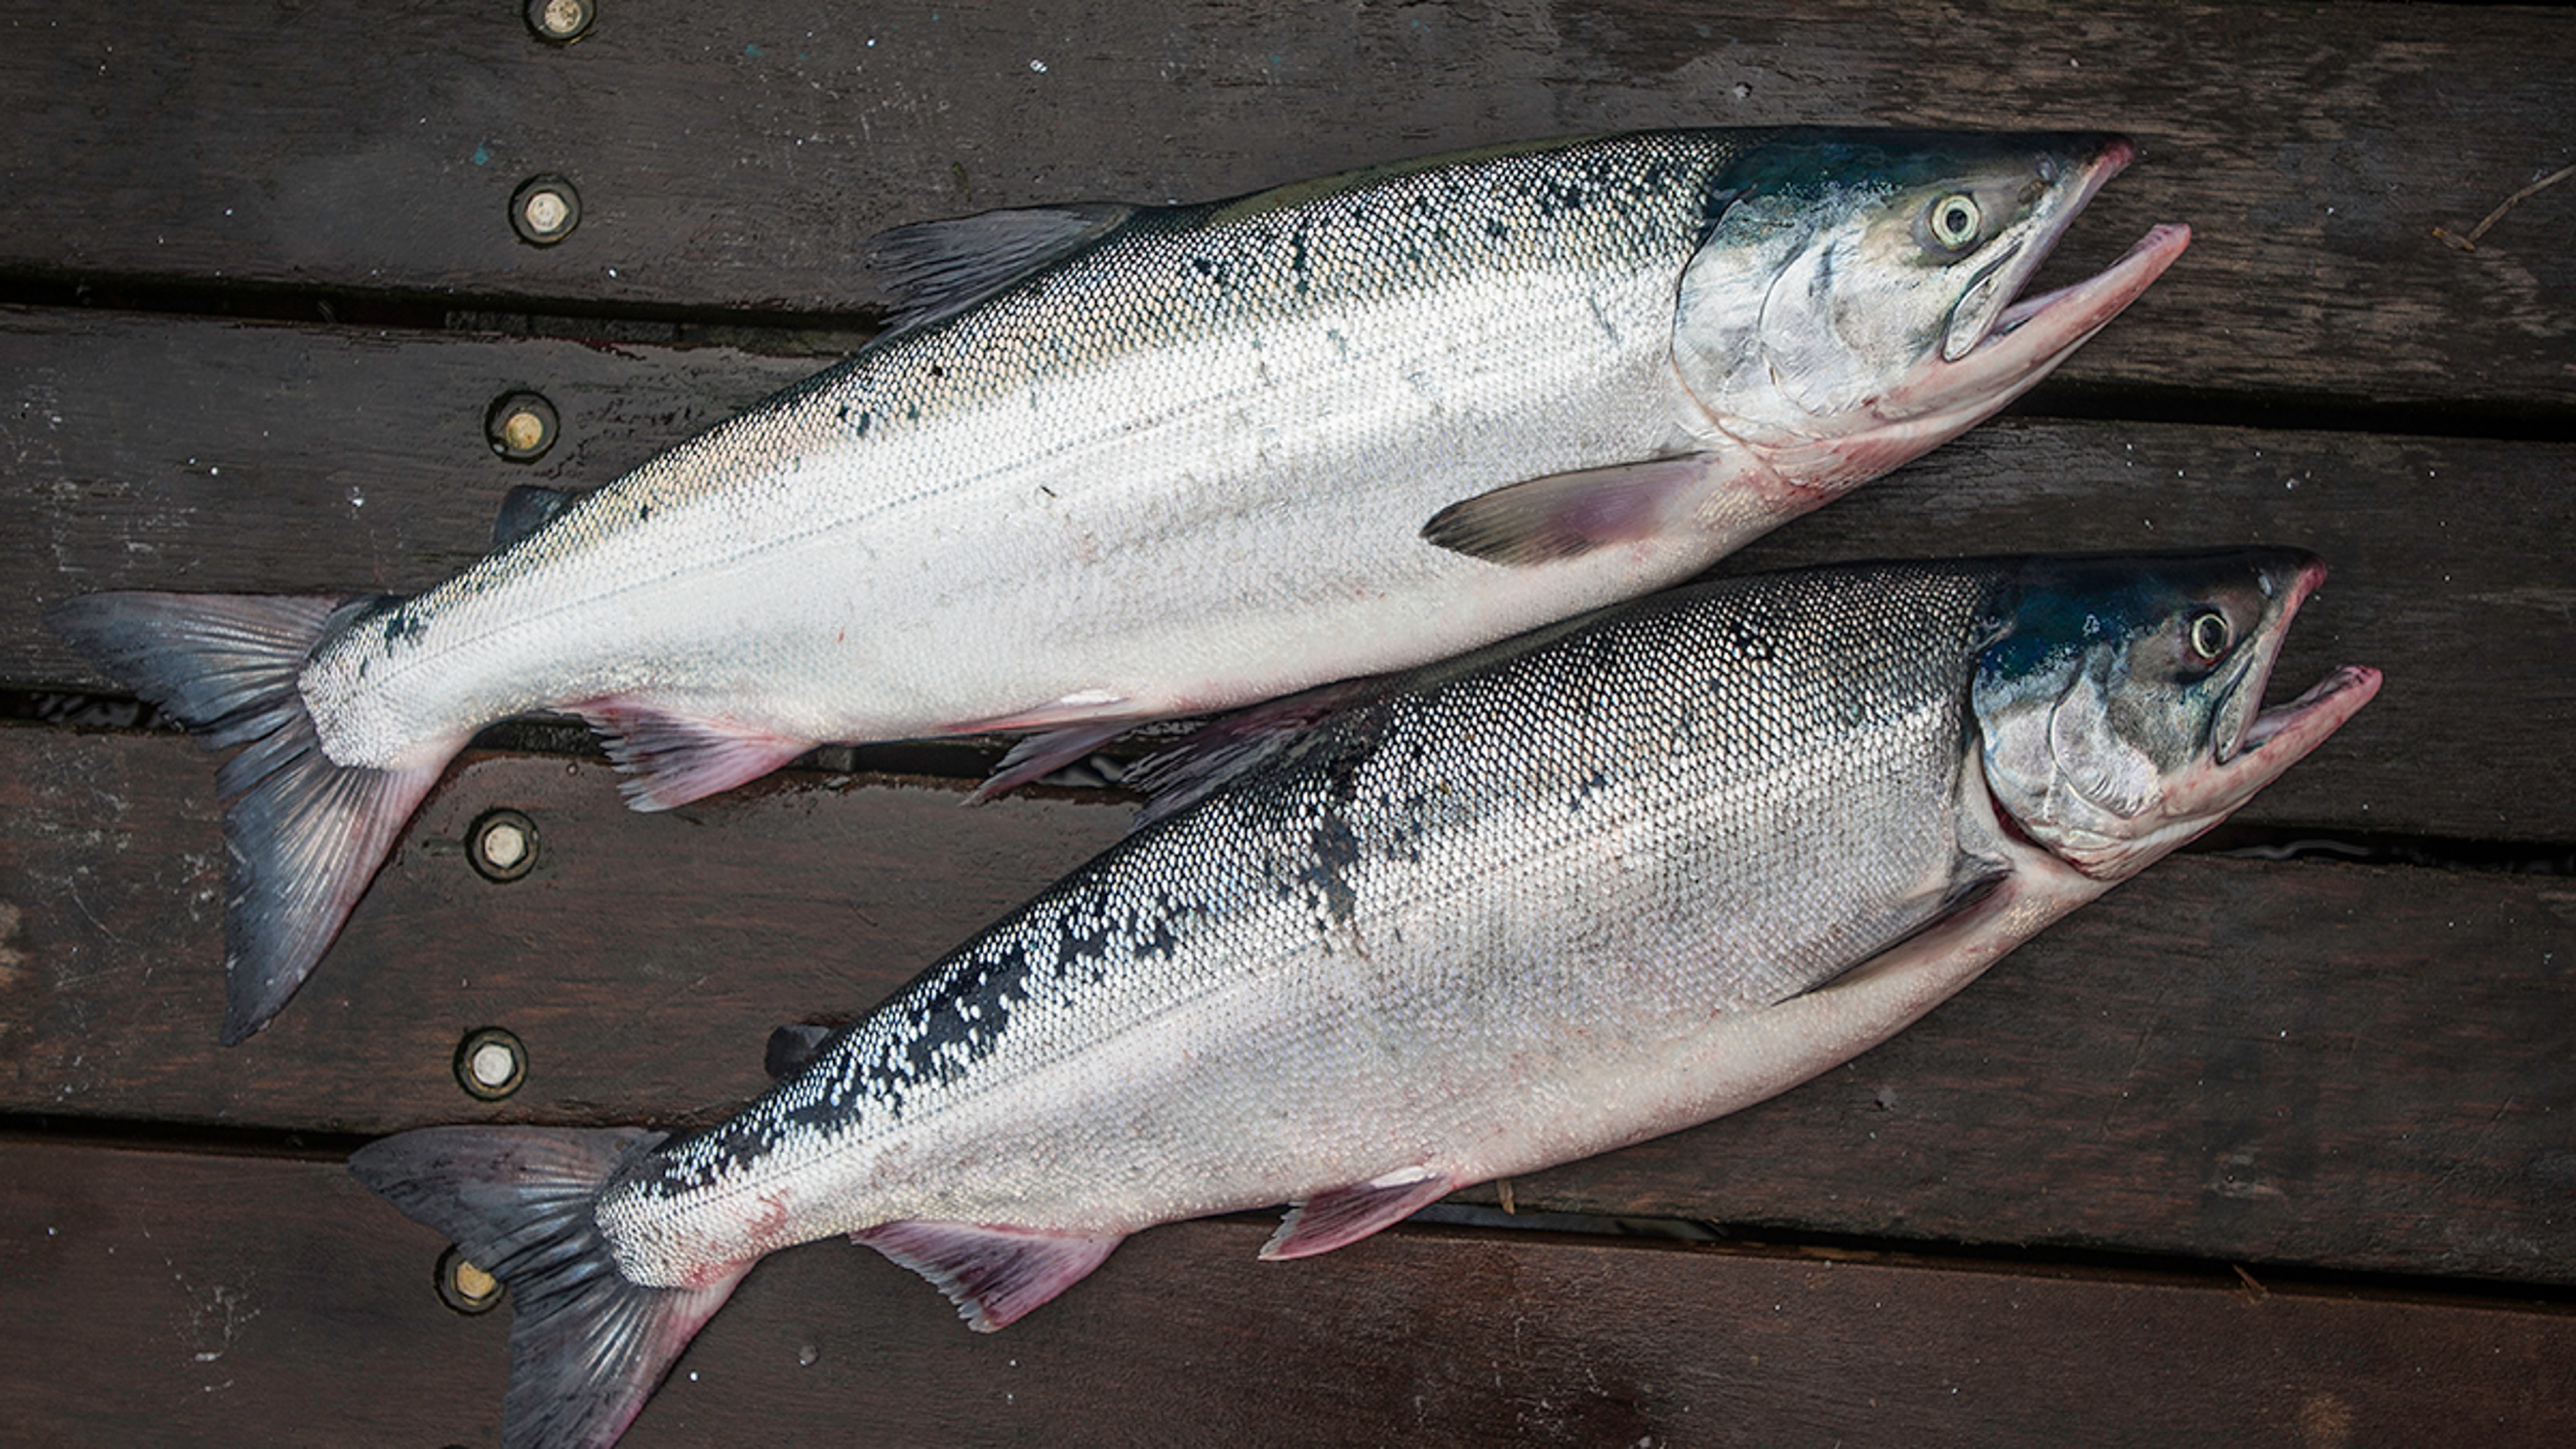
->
42;591;450;1042
351;1126;751;1449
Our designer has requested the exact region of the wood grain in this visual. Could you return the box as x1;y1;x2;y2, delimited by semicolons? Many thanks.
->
2;4;2570;1439
1;3;2571;411
1;1139;2570;1448
4;732;2569;1286
7;309;2570;842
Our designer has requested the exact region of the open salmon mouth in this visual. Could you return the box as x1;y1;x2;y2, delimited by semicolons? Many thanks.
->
2211;557;2381;776
1939;132;2187;371
2235;664;2381;760
1979;222;2192;354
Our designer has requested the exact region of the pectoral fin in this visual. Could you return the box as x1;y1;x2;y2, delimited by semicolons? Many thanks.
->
1420;455;1714;566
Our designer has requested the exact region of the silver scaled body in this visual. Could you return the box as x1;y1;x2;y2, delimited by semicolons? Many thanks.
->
599;565;2009;1281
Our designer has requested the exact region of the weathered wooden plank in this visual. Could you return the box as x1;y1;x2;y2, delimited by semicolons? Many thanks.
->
4;733;2569;1285
2;3;2572;412
8;308;2569;841
1;1139;2570;1448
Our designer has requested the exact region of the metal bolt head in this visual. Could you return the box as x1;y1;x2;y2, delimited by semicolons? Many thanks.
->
435;1244;504;1314
468;808;539;881
510;175;582;246
525;0;595;44
484;392;559;464
453;1026;528;1101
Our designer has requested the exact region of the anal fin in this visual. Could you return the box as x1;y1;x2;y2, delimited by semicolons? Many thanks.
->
855;1222;1126;1332
1420;455;1715;566
567;699;813;812
964;719;1139;805
1261;1169;1456;1261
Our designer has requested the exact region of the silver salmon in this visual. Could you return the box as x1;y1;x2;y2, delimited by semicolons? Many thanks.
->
47;129;2185;1039
354;549;2373;1449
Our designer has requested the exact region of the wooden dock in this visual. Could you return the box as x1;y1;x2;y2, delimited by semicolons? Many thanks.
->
3;2;2571;1443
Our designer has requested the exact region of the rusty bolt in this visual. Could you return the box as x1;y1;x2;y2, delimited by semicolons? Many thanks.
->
436;1243;504;1314
454;1026;528;1102
510;174;582;246
525;0;595;44
484;392;559;464
468;808;539;882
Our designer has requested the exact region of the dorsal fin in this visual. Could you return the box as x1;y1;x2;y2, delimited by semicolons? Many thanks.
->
866;203;1141;334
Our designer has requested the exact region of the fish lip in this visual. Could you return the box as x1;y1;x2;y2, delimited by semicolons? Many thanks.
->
1976;221;2191;358
2233;663;2383;763
1867;219;2188;443
2216;557;2379;774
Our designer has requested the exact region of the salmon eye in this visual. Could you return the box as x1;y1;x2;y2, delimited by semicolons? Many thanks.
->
2187;610;2233;663
1927;193;1982;252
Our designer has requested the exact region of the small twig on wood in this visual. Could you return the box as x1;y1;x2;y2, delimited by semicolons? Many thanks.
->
2232;1263;2271;1301
2435;162;2576;252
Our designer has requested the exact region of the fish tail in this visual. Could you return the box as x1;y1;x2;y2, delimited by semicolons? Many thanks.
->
352;1126;750;1449
42;590;449;1042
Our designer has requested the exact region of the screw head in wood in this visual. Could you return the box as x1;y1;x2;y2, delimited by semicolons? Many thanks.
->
484;392;559;463
454;1026;528;1101
510;175;581;246
525;0;595;44
435;1243;504;1314
468;808;539;882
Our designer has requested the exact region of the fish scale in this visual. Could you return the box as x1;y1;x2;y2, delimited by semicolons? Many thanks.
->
353;549;2375;1449
598;563;2004;1283
52;127;2182;1044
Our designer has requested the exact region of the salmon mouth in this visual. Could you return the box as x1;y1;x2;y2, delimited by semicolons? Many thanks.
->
2235;663;2381;761
2199;556;2379;800
1872;140;2189;437
1929;132;2188;392
2214;557;2377;769
1966;221;2192;368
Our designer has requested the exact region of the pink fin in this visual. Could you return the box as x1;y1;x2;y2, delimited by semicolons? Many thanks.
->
964;719;1139;804
1420;455;1713;566
568;699;813;812
855;1222;1126;1332
1261;1170;1456;1261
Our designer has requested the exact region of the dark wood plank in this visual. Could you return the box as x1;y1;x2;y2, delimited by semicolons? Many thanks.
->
8;309;2570;841
4;733;2570;1285
2;1139;2570;1448
3;3;2573;411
